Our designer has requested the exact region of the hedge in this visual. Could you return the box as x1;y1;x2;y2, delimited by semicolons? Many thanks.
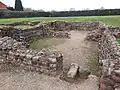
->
0;9;120;18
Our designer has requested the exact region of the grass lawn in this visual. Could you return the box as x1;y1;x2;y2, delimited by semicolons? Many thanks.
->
1;15;120;26
87;55;99;76
116;37;120;43
29;38;66;51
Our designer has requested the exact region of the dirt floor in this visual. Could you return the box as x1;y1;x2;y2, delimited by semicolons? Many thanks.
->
0;31;99;90
52;31;98;69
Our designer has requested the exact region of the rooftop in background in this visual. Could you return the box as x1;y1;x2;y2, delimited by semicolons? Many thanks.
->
0;1;7;9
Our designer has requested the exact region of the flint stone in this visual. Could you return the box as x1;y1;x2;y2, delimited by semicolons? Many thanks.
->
20;53;26;57
26;54;33;59
111;75;120;83
115;87;120;90
67;63;79;78
0;41;3;45
32;56;40;61
26;50;30;53
88;75;98;81
7;46;12;50
38;51;44;55
15;52;19;56
100;76;115;86
100;83;114;90
49;58;57;63
50;64;57;68
8;51;14;56
79;67;91;79
113;70;120;76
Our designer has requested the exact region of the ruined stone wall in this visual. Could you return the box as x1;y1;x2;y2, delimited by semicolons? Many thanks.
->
0;21;103;43
0;37;63;76
0;21;40;26
99;29;120;90
0;21;104;31
69;21;105;31
0;22;70;43
46;21;104;31
107;26;120;32
2;21;120;87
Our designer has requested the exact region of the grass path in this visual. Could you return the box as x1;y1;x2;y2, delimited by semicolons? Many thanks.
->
1;15;120;26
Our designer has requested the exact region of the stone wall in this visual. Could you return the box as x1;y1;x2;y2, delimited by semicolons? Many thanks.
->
2;21;120;86
0;21;104;31
46;21;104;31
0;37;63;76
85;29;103;41
0;21;104;46
107;26;120;32
108;26;120;38
0;21;106;77
99;29;120;90
69;21;105;31
85;26;120;90
0;23;70;43
0;21;40;26
0;21;104;42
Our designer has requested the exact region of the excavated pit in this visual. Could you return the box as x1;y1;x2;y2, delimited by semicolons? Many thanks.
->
0;32;99;90
0;21;104;90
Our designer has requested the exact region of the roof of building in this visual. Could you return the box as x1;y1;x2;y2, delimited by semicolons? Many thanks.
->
0;1;7;7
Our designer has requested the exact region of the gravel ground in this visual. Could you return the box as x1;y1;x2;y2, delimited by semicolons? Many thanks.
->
0;31;99;90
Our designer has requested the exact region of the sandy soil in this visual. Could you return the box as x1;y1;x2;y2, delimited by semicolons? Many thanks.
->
0;31;99;90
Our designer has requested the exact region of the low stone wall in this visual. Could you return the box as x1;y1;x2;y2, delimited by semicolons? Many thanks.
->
85;26;120;90
107;26;120;37
2;21;120;86
0;37;63;76
0;23;70;43
107;26;120;32
99;29;119;61
0;21;104;31
85;29;102;41
0;21;104;45
99;29;120;90
45;21;104;31
0;21;40;26
69;21;105;31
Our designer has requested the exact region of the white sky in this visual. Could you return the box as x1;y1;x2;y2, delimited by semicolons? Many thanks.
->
1;0;120;11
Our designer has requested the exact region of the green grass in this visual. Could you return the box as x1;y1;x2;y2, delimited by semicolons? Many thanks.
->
29;38;66;51
116;37;120;43
87;55;100;76
1;15;120;26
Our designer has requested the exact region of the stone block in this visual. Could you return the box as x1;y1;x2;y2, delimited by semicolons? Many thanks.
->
78;67;91;79
111;75;120;83
67;63;79;78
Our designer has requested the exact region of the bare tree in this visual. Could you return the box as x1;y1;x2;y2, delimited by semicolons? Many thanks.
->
69;8;75;11
100;7;104;10
38;9;45;12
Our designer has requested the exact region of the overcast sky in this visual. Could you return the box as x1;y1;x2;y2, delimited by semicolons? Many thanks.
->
1;0;120;11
